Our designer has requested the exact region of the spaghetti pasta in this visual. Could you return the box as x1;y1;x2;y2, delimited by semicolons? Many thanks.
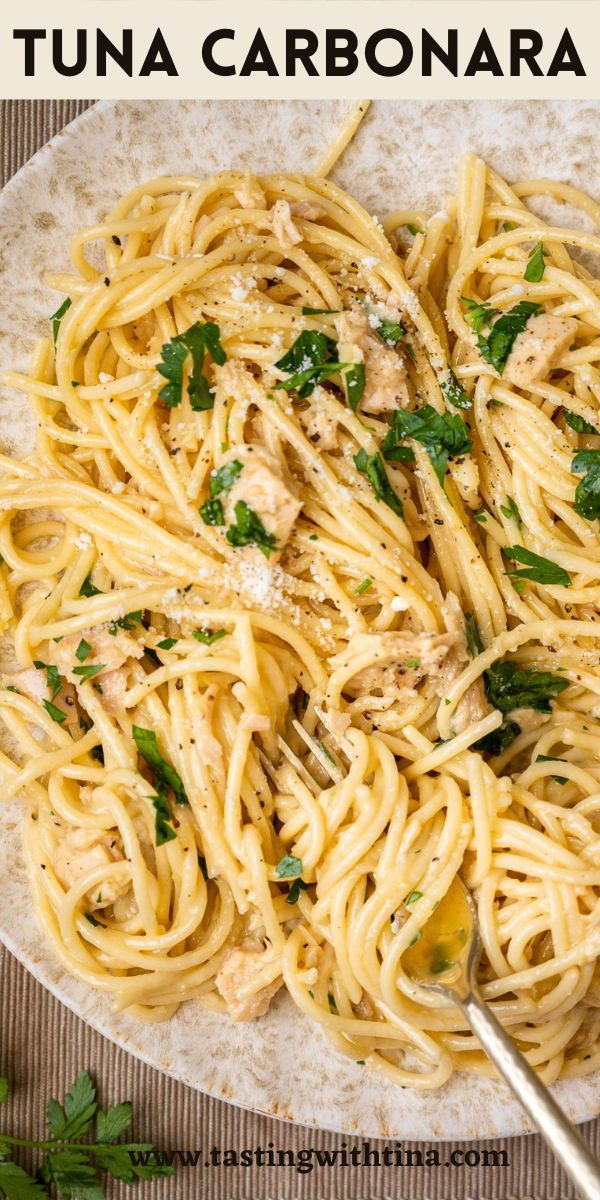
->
1;113;600;1089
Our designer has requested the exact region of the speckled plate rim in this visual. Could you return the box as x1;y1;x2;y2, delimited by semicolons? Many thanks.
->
0;98;598;1141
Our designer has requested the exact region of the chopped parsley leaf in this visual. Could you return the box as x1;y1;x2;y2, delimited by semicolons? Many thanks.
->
500;496;522;528
535;755;568;785
568;451;600;520
344;363;366;412
301;306;341;315
72;663;105;682
34;661;62;700
465;613;484;657
355;577;373;595
209;460;243;497
275;330;345;398
157;638;178;650
192;628;226;645
571;450;600;520
382;405;471;486
476;718;521;756
200;498;225;526
79;574;102;598
226;501;277;558
132;725;188;805
524;242;546;283
286;877;308;905
563;409;598;435
51;297;72;345
354;448;404;518
157;322;226;410
376;320;406;347
405;890;423;905
441;367;471;410
150;789;177;846
75;639;91;662
504;545;571;588
483;660;569;714
462;296;500;334
476;301;542;375
43;700;66;725
275;854;303;879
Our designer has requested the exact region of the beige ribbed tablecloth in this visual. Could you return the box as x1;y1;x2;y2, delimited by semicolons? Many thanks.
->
0;99;598;1200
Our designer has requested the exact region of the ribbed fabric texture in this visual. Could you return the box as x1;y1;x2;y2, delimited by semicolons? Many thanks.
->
0;99;93;185
0;100;597;1200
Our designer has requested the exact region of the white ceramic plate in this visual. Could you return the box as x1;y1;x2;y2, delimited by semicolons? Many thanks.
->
1;98;599;1140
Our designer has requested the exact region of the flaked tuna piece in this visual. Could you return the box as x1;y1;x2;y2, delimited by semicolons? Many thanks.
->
271;200;302;249
191;683;224;777
54;827;129;910
223;445;302;555
234;172;267;210
290;200;327;220
4;666;78;726
503;313;577;388
437;592;490;734
50;627;144;685
216;939;282;1021
331;630;454;707
336;308;409;414
304;402;338;450
448;454;480;509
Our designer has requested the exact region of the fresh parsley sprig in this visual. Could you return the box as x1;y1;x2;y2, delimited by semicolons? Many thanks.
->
132;726;188;806
441;367;471;410
524;242;546;283
477;301;542;375
150;790;177;846
33;662;62;701
275;330;345;399
375;320;406;348
465;613;484;657
192;628;226;646
475;718;521;757
504;545;571;588
157;322;226;411
0;1070;173;1198
462;297;542;375
483;660;569;714
381;405;471;486
500;496;522;528
571;450;600;520
354;448;404;518
50;298;72;347
563;409;598;436
226;501;278;558
200;460;243;527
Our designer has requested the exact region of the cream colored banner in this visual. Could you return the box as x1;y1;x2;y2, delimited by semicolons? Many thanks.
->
0;0;597;99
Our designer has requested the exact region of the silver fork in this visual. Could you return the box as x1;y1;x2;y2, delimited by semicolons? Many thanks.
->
277;726;600;1200
403;877;600;1200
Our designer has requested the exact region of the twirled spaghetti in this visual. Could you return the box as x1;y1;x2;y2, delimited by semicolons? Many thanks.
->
1;106;600;1090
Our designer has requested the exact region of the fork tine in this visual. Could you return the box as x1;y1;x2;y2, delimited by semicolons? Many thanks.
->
275;734;323;795
290;720;344;784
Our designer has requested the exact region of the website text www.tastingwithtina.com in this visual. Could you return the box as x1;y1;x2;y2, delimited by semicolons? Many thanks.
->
126;1142;510;1174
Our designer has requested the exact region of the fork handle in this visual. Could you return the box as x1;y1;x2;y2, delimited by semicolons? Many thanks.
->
459;990;600;1200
